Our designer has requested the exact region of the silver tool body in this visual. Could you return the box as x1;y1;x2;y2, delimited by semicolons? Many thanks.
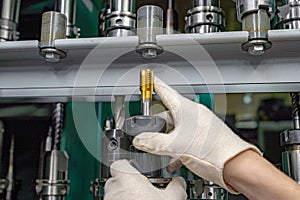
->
136;5;164;59
0;0;20;41
233;0;275;55
36;103;70;200
281;93;300;184
39;11;67;63
185;0;225;33
55;0;80;38
276;0;300;29
101;0;136;37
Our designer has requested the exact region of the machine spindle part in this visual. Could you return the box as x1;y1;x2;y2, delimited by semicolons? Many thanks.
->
39;11;67;62
275;0;300;29
36;109;69;200
100;118;130;179
36;150;70;200
233;0;275;56
185;0;225;33
140;69;154;116
124;69;166;181
201;181;227;200
166;0;178;34
55;0;80;38
136;5;164;59
52;103;65;150
0;0;20;41
101;0;136;37
280;92;300;185
192;0;220;7
291;93;300;129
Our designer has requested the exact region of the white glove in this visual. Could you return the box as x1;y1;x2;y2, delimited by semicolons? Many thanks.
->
133;77;262;193
104;160;187;200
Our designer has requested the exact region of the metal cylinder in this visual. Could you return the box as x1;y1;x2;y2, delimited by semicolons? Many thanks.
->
192;0;220;7
166;0;178;34
136;5;164;59
275;0;300;29
36;150;70;200
185;0;225;33
234;0;275;22
201;181;227;200
281;93;300;184
233;0;275;55
100;119;130;179
102;0;136;37
281;130;300;184
40;11;67;62
0;0;21;41
110;0;135;13
55;0;79;38
137;5;163;44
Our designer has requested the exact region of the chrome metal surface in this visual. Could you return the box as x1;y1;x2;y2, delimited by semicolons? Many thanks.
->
192;0;220;7
136;5;163;58
55;0;79;38
104;12;136;37
185;6;225;33
201;181;227;199
142;99;151;116
241;39;272;56
110;0;135;13
36;150;70;199
0;0;20;41
101;124;130;178
276;0;300;29
233;0;275;22
282;150;300;184
103;0;136;37
233;0;275;55
242;10;270;40
39;11;67;62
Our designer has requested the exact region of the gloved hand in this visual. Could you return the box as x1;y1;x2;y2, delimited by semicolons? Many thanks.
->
104;160;187;200
133;77;262;193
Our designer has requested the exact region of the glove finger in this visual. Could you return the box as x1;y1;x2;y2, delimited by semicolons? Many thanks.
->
154;110;174;132
133;132;172;154
167;158;183;173
110;159;140;178
154;77;182;117
104;177;116;195
164;176;187;200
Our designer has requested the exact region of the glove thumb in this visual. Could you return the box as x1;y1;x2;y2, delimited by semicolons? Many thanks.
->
164;177;187;200
133;132;171;155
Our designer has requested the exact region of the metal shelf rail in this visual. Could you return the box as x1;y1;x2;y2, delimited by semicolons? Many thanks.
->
0;29;299;101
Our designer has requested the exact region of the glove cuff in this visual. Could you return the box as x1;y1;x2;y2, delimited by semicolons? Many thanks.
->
179;140;262;194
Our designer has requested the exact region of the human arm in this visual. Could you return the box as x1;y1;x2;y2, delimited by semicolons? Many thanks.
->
224;149;300;200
